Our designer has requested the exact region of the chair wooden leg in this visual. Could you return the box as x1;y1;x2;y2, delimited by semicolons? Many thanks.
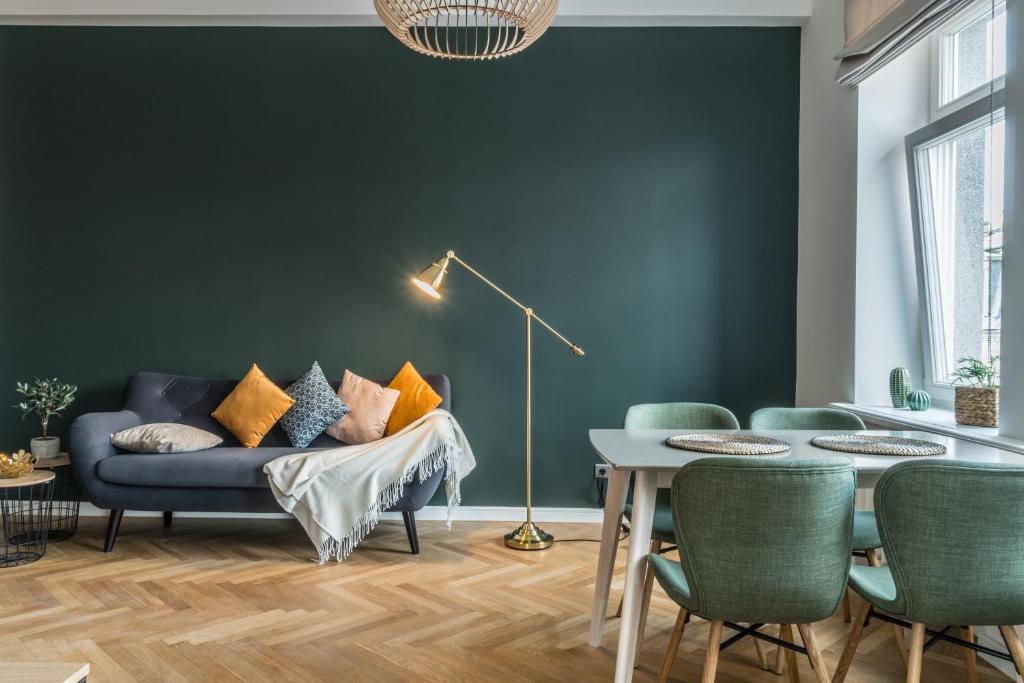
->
960;626;977;683
842;589;852;623
702;620;724;683
752;631;770;671
773;624;786;675
781;624;800;683
906;623;925;683
656;608;688;683
636;540;661;652
797;624;829;683
833;600;871;683
865;548;909;668
998;626;1024;677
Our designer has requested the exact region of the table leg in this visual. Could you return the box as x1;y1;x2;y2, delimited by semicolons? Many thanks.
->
589;468;629;647
615;470;657;683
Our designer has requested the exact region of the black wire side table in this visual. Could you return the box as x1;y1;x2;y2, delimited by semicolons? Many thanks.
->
36;454;79;542
0;470;55;567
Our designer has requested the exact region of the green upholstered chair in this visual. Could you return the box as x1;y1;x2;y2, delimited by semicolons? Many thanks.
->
617;403;740;646
834;461;1024;683
749;407;880;626
650;458;855;682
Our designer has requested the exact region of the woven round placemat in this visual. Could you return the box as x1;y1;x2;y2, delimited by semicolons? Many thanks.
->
664;433;791;457
810;435;946;456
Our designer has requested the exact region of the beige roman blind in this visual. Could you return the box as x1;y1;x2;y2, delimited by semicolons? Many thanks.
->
836;0;974;86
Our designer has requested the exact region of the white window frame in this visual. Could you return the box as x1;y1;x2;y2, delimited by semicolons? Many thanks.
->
906;92;1005;399
930;0;1006;121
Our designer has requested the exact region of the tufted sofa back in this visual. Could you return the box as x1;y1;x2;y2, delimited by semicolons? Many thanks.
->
122;371;452;448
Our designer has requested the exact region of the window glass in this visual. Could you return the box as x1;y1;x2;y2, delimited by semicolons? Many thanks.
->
912;112;1003;384
937;2;1006;109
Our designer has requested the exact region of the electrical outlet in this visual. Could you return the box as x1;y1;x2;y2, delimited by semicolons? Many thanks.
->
593;464;610;480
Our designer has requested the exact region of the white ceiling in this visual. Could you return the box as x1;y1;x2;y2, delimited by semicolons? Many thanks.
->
0;1;811;26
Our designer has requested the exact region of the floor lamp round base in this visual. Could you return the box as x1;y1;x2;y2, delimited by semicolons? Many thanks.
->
504;521;554;550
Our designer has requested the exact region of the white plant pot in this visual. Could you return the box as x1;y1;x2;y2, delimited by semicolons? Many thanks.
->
31;436;60;460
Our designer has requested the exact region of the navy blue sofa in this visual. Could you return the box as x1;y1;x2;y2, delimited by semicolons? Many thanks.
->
68;371;450;553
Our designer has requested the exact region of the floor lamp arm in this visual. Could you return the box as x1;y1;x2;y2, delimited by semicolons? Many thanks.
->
449;253;585;357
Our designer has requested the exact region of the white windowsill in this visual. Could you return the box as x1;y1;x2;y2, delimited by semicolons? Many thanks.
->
831;402;1024;455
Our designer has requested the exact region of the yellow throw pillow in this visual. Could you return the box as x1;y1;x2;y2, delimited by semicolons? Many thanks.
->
212;364;295;448
385;361;442;435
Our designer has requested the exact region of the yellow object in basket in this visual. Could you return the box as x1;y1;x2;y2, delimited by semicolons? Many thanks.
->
0;449;36;478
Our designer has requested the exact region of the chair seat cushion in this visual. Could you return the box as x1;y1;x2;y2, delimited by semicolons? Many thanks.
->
648;553;693;610
848;565;902;614
97;447;325;489
624;488;676;544
852;509;881;551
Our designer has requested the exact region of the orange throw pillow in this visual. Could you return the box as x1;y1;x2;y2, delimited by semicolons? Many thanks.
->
212;364;295;448
385;361;442;435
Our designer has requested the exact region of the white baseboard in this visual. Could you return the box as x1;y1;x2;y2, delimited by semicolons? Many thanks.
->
78;503;604;524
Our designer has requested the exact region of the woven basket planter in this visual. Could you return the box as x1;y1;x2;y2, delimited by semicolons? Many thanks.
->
955;387;999;428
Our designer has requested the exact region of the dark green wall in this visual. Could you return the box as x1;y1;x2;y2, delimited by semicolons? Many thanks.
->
0;27;799;507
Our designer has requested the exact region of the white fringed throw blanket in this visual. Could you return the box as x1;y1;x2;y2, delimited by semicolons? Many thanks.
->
263;410;476;563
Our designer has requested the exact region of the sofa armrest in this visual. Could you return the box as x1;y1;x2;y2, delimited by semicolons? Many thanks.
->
68;410;142;504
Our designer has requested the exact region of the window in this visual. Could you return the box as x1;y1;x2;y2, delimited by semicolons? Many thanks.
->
908;0;1005;392
934;0;1006;117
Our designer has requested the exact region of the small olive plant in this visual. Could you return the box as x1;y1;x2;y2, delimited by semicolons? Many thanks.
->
14;378;77;438
951;356;999;388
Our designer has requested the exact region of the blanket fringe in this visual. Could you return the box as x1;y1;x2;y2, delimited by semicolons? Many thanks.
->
315;438;463;564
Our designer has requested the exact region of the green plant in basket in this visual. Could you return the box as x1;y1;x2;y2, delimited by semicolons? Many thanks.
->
951;356;999;388
951;357;999;428
14;377;77;459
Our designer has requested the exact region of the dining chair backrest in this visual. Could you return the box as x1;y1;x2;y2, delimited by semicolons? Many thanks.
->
749;407;866;431
671;458;855;624
624;403;740;430
874;460;1024;625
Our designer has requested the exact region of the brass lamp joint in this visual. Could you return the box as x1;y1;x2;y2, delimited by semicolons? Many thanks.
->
524;307;534;317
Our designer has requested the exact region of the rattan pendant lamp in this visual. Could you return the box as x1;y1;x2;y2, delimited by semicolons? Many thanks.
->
374;0;559;60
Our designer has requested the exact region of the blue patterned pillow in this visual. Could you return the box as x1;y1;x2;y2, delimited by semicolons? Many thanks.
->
280;362;348;448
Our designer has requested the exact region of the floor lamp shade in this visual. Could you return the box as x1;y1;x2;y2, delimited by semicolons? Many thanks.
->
410;250;584;550
412;254;452;299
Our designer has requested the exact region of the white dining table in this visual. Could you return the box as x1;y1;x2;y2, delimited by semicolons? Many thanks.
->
587;428;1024;683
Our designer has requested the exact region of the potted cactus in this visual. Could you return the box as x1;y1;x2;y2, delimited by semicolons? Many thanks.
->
13;378;77;459
951;357;999;428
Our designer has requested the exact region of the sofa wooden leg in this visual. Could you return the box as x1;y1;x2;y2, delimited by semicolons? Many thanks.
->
163;511;173;528
104;509;124;552
402;511;420;555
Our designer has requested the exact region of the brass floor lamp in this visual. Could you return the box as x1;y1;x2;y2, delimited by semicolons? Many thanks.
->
412;250;585;550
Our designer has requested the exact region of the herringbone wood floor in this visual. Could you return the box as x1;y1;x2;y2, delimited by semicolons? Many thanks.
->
0;518;1008;682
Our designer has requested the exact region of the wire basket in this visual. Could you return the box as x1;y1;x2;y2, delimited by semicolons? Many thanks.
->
0;472;54;567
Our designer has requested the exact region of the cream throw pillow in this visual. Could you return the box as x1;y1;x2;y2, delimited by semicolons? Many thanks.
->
325;370;400;444
112;423;223;453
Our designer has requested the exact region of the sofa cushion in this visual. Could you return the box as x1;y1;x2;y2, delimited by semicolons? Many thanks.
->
111;423;223;453
385;361;443;435
212;364;295;447
326;370;399;445
97;447;324;489
279;362;348;448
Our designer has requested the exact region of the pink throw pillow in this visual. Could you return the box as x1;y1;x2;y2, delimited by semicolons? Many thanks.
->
325;370;401;444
